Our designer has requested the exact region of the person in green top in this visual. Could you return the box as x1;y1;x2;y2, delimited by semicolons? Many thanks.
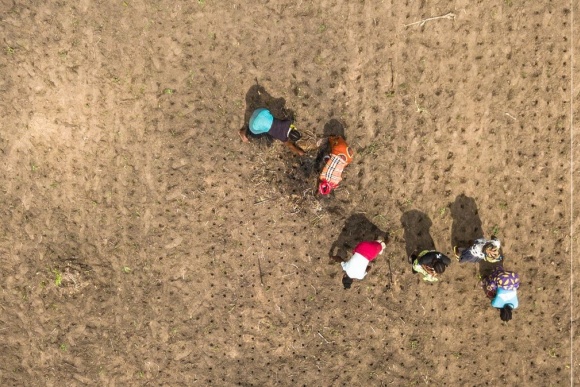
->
411;250;451;282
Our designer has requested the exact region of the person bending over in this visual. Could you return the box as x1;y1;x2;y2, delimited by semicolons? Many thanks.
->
454;236;503;263
411;250;451;282
482;265;519;322
239;108;305;156
333;240;387;289
318;136;354;195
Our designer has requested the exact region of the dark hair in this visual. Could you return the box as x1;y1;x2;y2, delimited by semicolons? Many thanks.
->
342;275;353;289
500;305;513;321
288;129;301;142
433;261;446;274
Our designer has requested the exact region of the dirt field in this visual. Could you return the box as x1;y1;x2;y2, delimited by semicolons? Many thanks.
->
1;0;578;385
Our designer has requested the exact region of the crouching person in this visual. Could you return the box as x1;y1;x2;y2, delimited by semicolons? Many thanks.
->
333;240;386;289
411;250;451;282
482;265;520;322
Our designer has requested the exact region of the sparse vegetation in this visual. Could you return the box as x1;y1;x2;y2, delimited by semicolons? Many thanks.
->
52;269;62;287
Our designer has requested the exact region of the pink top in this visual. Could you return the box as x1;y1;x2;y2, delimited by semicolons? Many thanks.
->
353;241;383;261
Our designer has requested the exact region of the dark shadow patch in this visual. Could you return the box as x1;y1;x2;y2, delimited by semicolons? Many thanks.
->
478;260;499;279
322;118;346;139
400;210;435;257
329;213;387;259
241;81;295;147
449;194;484;248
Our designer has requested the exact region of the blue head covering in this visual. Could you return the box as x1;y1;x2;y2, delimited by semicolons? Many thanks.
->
249;108;274;134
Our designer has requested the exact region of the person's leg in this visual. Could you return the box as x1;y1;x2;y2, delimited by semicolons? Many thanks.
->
238;126;250;143
453;246;464;260
285;141;305;156
458;248;479;263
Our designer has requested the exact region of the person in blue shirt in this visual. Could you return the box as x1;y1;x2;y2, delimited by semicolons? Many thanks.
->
482;265;520;321
239;108;305;156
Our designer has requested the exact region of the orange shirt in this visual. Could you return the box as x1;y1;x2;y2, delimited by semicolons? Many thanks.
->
329;136;354;164
319;136;354;186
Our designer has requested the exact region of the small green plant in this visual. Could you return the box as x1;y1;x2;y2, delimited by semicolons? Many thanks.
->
361;141;382;156
60;343;67;351
548;348;557;358
439;207;447;216
122;266;131;273
499;202;508;210
163;88;174;95
319;24;327;32
6;46;15;54
490;225;500;236
385;90;395;98
410;340;418;350
53;269;63;287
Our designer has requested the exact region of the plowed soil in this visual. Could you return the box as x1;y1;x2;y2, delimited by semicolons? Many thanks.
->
1;1;578;386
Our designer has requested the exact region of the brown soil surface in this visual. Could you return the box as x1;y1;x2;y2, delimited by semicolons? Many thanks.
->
1;1;578;385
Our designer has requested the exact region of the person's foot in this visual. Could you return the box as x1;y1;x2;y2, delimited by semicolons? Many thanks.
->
239;128;250;143
453;246;462;260
330;256;343;263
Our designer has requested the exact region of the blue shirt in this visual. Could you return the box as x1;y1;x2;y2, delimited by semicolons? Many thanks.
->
491;287;519;309
249;108;274;134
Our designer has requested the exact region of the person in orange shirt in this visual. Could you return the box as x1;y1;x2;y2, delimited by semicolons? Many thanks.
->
318;136;354;195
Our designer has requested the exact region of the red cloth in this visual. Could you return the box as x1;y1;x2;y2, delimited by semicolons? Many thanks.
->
353;241;382;261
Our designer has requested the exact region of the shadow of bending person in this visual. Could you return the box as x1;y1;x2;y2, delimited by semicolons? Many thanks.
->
449;194;484;248
400;210;436;258
329;213;387;260
450;194;497;278
240;81;295;147
322;118;346;139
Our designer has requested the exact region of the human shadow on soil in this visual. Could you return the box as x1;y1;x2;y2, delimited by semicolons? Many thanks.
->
329;213;387;260
241;81;295;147
449;194;496;277
322;118;346;139
400;210;436;258
449;194;484;248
